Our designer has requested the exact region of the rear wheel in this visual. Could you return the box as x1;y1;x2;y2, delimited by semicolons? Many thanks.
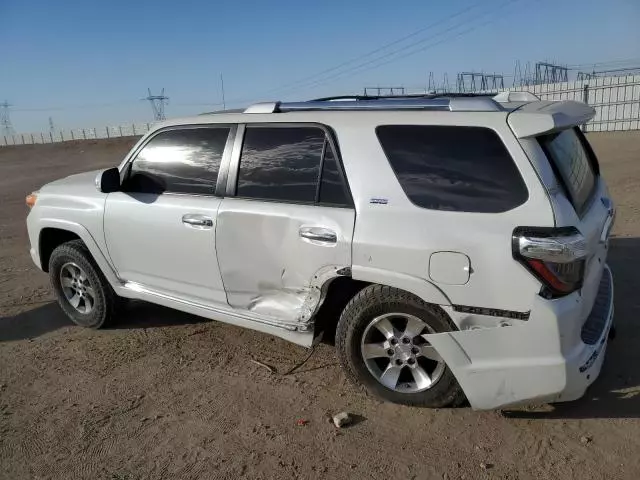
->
49;240;119;328
335;285;465;407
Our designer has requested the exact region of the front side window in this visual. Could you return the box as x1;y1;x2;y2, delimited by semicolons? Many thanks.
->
123;127;230;195
376;125;528;213
539;127;597;215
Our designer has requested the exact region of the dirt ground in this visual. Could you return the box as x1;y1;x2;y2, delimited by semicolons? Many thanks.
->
1;132;639;480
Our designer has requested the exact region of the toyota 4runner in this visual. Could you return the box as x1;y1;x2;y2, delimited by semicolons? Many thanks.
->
26;92;616;410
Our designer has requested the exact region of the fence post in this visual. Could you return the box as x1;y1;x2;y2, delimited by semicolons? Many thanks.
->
582;84;589;132
119;126;123;137
21;134;25;145
82;129;86;140
31;134;35;144
60;131;64;141
106;126;110;138
71;130;75;140
41;132;44;143
3;135;6;146
50;132;54;142
132;124;136;135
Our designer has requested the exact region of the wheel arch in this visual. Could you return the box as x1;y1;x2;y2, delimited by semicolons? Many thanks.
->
36;220;121;288
350;265;452;306
312;266;453;341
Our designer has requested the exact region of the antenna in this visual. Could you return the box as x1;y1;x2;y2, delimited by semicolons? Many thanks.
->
220;74;226;110
144;88;169;121
1;100;15;136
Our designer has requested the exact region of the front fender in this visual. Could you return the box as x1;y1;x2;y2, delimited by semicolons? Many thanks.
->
35;219;121;288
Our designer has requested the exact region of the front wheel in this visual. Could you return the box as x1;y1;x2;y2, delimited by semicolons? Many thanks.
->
49;240;119;328
335;285;465;407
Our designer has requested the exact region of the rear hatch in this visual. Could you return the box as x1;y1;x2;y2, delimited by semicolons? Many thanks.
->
537;127;614;316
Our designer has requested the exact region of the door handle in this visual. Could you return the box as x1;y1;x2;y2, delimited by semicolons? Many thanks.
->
182;214;213;228
299;227;337;244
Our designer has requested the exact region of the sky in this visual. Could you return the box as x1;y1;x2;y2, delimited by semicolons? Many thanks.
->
1;0;639;133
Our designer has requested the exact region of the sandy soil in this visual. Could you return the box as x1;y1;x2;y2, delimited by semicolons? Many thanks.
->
1;133;639;480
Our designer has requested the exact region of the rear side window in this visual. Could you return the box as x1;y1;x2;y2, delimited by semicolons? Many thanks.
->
539;128;597;215
376;125;528;213
236;126;351;206
124;127;230;195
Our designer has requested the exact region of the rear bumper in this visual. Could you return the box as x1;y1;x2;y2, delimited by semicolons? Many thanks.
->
426;265;614;410
553;266;614;403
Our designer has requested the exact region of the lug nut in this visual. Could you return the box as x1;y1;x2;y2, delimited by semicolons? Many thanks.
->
411;347;420;355
395;359;403;366
401;337;411;344
407;358;416;365
390;338;398;346
386;349;394;356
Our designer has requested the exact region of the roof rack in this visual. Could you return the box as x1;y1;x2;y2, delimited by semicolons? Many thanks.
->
243;94;504;114
310;92;497;102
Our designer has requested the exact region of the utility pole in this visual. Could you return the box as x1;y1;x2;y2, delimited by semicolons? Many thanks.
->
1;100;15;136
220;73;226;110
144;88;169;121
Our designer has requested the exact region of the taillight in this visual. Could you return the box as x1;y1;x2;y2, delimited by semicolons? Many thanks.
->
512;227;587;297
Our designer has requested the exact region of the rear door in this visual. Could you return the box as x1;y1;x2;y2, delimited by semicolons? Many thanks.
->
215;124;355;326
538;127;613;311
104;125;234;305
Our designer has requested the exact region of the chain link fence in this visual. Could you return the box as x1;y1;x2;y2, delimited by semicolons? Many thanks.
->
505;74;640;132
2;74;639;147
1;123;153;147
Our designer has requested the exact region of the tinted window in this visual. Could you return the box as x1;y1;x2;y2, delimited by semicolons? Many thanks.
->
319;141;351;206
376;125;528;213
539;128;596;215
124;127;230;195
237;127;325;203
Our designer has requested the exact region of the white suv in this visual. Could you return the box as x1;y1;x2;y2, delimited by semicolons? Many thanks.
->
25;92;615;410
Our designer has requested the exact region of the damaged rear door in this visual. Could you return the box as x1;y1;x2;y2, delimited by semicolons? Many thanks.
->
215;123;354;329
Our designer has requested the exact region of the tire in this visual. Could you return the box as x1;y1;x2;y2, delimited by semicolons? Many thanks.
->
49;239;119;328
335;285;465;408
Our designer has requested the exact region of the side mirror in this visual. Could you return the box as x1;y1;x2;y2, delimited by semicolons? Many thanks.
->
95;167;121;193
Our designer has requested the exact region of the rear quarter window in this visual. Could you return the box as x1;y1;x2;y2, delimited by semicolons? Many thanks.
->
376;125;528;213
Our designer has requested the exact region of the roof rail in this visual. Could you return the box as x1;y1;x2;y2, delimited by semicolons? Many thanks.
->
311;92;498;102
242;93;507;114
279;97;501;112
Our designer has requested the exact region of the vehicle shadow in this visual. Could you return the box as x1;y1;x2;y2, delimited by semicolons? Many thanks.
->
503;236;640;420
0;302;71;342
0;300;209;343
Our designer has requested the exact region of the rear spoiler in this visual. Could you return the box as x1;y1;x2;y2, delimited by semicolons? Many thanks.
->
506;100;596;138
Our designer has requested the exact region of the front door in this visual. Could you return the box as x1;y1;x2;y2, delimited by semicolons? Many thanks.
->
104;125;233;305
215;124;355;325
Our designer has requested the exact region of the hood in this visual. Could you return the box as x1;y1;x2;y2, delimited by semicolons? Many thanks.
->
42;170;103;191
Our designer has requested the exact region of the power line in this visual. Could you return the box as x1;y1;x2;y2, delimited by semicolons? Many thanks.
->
227;0;522;104
286;0;524;96
258;0;487;96
223;0;515;105
566;57;640;69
